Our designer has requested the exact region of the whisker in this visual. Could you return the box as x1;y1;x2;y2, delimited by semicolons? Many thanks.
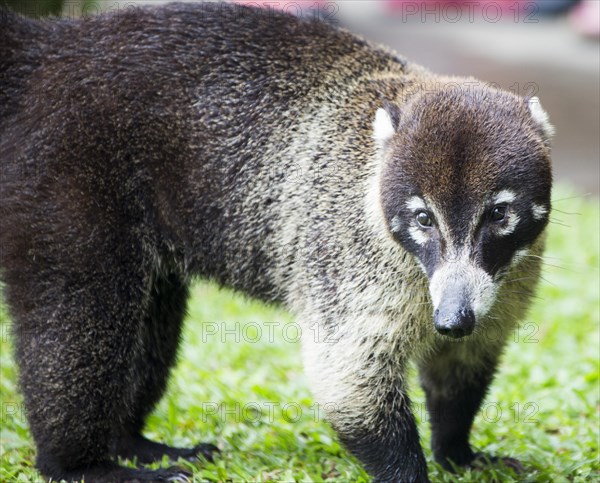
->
484;314;501;320
538;262;572;271
551;208;581;216
504;277;537;284
543;262;597;275
552;193;592;203
515;253;575;273
509;270;555;287
548;219;571;228
522;253;560;261
502;290;544;300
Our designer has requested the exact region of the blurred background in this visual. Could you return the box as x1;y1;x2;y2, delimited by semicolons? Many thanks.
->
2;0;599;194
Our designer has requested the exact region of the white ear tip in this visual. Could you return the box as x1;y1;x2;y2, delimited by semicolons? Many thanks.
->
528;97;554;139
373;107;395;142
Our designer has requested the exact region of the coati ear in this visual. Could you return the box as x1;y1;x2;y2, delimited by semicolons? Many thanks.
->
373;102;401;143
527;96;555;141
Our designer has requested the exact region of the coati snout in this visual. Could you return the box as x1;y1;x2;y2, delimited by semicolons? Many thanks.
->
0;3;553;482
375;87;552;339
432;284;476;339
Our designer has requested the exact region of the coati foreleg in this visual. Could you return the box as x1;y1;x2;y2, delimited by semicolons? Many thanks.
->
115;271;218;464
301;312;429;483
417;339;505;471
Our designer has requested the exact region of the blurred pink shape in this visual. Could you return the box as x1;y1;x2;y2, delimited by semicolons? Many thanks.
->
570;0;600;38
233;0;326;10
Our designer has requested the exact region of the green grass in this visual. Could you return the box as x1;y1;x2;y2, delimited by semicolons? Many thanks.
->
1;185;598;482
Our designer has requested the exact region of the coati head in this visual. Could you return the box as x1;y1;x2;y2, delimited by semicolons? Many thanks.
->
373;82;553;339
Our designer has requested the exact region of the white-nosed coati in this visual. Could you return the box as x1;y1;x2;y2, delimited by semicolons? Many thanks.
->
0;2;553;482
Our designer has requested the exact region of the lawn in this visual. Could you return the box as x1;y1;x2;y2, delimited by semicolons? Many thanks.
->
1;185;598;482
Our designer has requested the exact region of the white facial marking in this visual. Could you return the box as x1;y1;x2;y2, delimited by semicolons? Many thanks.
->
373;108;395;142
406;197;433;245
425;199;455;253
408;226;429;246
406;196;427;212
531;203;548;221
390;215;402;233
493;190;516;205
512;248;530;267
468;205;486;238
429;252;497;319
498;212;520;236
528;96;555;139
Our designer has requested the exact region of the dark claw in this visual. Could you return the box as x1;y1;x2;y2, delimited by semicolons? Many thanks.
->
164;467;193;482
122;467;192;483
189;442;220;462
471;452;525;474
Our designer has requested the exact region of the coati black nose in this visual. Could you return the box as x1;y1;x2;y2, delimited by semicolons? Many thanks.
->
434;307;476;339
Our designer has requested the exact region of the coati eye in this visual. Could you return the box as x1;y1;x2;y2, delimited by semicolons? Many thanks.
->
416;211;433;228
490;204;508;222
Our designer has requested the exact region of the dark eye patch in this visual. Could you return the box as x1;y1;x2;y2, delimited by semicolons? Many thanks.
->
476;201;550;277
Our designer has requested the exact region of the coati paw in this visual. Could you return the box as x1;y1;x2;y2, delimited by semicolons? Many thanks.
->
188;442;220;462
469;452;525;474
41;461;192;483
436;448;524;475
116;434;220;465
169;442;220;463
121;466;192;482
